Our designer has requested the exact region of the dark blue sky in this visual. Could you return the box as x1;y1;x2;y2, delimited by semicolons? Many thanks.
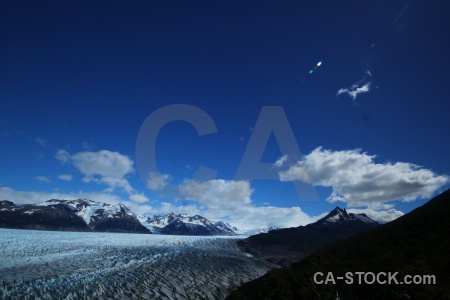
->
1;1;449;229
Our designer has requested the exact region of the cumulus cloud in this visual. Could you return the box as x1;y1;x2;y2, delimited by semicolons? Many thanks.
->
179;179;252;207
157;201;204;217
71;150;133;178
175;178;320;229
35;176;51;183
57;174;73;181
151;199;316;230
55;149;139;196
223;205;317;230
279;147;449;206
337;70;372;100
146;172;171;190
0;184;378;231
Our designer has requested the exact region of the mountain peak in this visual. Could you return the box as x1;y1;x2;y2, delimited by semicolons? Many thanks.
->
0;199;150;234
139;213;237;236
313;206;378;228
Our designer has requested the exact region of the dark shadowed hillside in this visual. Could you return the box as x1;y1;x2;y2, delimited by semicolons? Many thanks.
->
237;207;379;266
0;201;91;231
228;189;450;300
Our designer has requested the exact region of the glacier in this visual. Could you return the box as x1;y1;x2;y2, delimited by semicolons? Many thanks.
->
0;228;274;299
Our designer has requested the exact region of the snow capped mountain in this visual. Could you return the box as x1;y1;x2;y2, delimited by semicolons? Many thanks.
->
39;199;151;233
138;213;237;236
237;206;380;266
39;199;134;226
0;199;151;234
1;199;238;236
0;200;91;232
312;206;380;230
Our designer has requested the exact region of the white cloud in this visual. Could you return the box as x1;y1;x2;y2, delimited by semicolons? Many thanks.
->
279;147;449;206
347;208;404;223
0;184;398;231
176;178;319;229
129;193;150;203
337;82;371;100
337;70;372;100
150;199;316;230
57;174;73;181
274;155;288;168
146;172;171;190
223;205;317;230
157;201;203;216
96;176;134;194
55;149;138;196
35;176;51;183
121;201;155;216
179;179;252;207
55;149;70;164
71;150;133;178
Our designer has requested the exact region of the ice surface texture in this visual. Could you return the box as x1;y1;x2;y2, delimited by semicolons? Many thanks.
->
0;229;274;299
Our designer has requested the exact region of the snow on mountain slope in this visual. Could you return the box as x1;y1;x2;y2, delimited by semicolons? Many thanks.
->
39;199;132;225
237;206;381;266
315;207;380;227
37;199;150;234
138;213;237;236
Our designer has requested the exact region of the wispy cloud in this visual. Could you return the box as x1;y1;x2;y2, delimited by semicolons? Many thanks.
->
35;138;47;147
179;179;253;207
57;174;73;181
129;193;150;203
55;149;71;164
34;176;51;183
274;155;288;168
279;147;449;206
337;70;372;100
81;140;94;150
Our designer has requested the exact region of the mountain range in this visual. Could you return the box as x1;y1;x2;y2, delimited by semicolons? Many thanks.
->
0;199;238;235
237;206;380;266
138;213;237;235
228;189;450;299
0;199;150;234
